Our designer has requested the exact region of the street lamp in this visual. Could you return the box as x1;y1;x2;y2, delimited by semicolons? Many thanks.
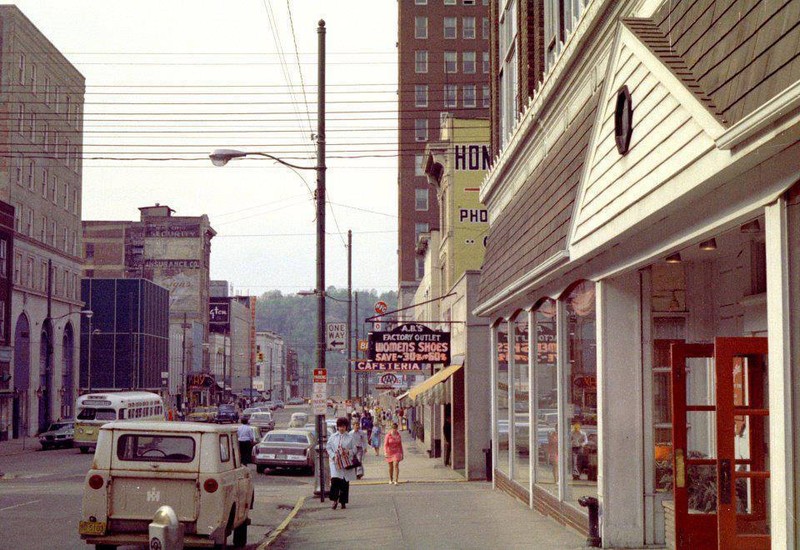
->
37;308;93;431
209;19;327;502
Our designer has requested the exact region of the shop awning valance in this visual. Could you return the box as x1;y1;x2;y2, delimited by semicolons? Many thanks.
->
408;364;463;402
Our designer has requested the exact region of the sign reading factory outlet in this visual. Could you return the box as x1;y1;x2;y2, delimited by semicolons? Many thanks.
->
367;323;450;365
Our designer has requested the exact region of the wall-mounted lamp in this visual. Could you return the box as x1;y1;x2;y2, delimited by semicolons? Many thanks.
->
740;220;761;234
699;238;717;251
665;252;682;264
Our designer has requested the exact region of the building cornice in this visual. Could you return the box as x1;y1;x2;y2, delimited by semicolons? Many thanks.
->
716;78;800;150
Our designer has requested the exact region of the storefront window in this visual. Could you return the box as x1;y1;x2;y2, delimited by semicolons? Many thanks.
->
565;282;598;503
534;299;558;496
495;323;510;477
512;312;530;487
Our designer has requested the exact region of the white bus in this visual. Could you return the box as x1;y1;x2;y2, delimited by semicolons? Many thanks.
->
75;391;165;453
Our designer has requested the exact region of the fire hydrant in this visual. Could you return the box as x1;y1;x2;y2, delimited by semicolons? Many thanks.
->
578;496;601;547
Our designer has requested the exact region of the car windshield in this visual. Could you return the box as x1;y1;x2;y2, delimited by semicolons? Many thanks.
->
117;434;195;462
48;422;72;431
243;408;258;414
78;407;118;421
252;413;272;420
219;405;235;411
264;433;309;444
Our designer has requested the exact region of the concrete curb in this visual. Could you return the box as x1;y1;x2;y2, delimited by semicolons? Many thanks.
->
256;496;306;549
350;478;468;486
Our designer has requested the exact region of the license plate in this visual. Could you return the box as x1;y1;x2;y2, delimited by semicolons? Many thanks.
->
276;454;286;460
79;521;106;536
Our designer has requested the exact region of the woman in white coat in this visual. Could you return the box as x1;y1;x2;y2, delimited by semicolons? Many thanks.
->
326;416;358;509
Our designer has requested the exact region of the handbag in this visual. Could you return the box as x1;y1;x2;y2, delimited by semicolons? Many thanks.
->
346;456;362;470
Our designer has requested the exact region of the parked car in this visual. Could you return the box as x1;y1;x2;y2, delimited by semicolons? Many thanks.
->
252;429;316;475
249;411;275;432
286;397;305;406
79;421;254;548
186;406;218;423
273;400;285;410
216;404;239;424
39;420;75;450
298;421;334;440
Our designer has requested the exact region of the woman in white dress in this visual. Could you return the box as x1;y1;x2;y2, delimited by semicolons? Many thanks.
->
326;416;358;509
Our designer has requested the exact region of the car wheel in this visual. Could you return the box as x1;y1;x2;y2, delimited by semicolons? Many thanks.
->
40;443;50;451
232;522;247;548
79;446;90;454
256;465;266;474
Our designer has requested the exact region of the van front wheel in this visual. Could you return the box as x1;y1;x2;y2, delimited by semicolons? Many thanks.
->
79;447;90;454
233;522;247;547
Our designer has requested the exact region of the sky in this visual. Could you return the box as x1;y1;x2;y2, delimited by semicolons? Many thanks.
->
13;0;399;295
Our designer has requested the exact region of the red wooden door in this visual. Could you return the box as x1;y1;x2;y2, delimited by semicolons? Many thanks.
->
670;342;717;549
714;337;770;550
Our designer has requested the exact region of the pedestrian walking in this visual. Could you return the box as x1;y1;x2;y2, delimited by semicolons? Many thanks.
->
370;423;382;456
443;415;452;467
360;411;373;441
237;418;256;465
327;417;358;510
383;422;404;485
350;421;368;479
570;422;588;480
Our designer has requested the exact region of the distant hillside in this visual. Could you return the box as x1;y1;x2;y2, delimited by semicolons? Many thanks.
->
255;287;397;374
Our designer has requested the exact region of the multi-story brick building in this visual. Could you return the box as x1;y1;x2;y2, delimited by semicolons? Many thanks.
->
83;204;215;409
0;201;14;440
397;0;491;311
0;5;86;436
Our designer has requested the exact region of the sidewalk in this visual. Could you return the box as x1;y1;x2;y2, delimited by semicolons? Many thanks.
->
270;431;586;549
0;436;40;458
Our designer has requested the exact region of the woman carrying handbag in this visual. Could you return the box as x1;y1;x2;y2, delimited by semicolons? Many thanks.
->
326;416;358;509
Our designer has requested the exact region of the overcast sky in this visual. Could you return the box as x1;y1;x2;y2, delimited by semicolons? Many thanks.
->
14;0;399;295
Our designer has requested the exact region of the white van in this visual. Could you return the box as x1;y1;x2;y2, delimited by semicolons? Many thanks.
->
79;421;253;548
288;412;309;428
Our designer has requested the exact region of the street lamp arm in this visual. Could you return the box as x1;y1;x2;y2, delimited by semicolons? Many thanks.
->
209;149;316;171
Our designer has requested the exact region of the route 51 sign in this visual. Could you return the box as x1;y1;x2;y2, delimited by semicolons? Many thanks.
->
326;322;347;351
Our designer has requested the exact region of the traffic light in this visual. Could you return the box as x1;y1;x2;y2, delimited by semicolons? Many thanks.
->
258;352;264;362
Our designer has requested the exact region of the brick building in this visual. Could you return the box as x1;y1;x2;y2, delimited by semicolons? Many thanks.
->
397;0;491;311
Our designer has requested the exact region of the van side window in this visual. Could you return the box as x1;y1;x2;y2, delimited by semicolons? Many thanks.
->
219;434;230;462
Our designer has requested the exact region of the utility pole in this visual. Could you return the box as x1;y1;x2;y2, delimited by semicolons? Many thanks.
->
181;312;187;411
347;230;352;400
315;19;327;503
354;292;359;398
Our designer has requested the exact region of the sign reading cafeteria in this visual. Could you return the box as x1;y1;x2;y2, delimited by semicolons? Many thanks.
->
367;323;450;365
353;361;426;372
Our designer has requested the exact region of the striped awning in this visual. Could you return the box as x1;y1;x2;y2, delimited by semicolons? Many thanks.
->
407;364;463;402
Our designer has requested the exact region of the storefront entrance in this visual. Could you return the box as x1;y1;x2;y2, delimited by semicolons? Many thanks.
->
670;337;769;549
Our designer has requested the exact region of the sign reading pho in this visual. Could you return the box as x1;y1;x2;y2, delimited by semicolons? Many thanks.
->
368;323;450;365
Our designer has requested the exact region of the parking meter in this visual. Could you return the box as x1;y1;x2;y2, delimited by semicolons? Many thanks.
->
148;505;184;550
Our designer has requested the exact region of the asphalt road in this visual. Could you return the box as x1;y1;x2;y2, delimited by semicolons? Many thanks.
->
0;405;318;550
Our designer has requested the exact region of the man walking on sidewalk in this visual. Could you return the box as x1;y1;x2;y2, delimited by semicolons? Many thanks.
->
237;418;256;465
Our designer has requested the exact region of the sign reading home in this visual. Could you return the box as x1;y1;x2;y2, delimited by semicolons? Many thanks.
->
454;144;491;171
367;323;450;365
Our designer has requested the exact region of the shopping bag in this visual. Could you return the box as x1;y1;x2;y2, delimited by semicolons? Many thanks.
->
334;445;353;470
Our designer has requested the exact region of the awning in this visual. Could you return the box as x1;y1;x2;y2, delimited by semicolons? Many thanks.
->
408;364;463;402
396;391;410;401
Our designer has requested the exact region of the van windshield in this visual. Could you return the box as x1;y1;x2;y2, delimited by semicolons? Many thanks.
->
78;408;118;421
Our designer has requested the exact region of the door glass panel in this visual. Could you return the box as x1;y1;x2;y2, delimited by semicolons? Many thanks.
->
686;357;715;407
496;325;509;476
736;471;770;535
687;411;716;459
687;463;718;514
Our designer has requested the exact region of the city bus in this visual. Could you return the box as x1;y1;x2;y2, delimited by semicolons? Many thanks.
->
74;391;165;453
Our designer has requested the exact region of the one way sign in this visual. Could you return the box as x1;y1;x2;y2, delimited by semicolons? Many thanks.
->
326;322;347;351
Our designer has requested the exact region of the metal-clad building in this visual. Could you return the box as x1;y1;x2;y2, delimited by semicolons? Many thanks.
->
80;278;169;393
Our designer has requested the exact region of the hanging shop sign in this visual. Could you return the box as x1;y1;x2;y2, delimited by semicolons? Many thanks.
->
353;360;427;372
367;323;450;364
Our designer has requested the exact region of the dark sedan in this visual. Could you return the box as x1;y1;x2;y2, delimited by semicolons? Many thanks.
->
252;429;316;475
39;420;74;450
216;404;239;424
